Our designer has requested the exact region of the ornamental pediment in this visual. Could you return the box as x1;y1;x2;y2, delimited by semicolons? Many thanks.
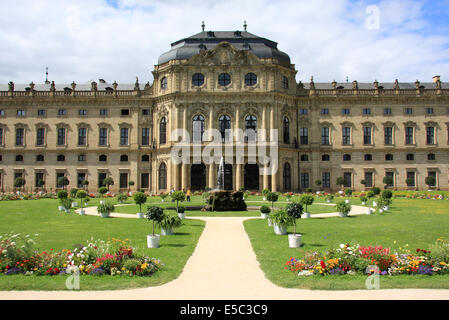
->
183;42;261;67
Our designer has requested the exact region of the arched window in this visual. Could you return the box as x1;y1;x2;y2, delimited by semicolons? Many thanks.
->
283;163;291;191
245;115;257;142
218;73;231;86
99;154;107;162
160;77;167;90
282;76;289;89
120;154;128;162
15;155;23;162
141;155;150;162
406;153;415;161
159;162;167;190
283;117;290;144
159;117;167;145
427;153;436;161
192;73;205;87
219;115;231;142
364;154;373;161
245;73;257;86
192;115;205;142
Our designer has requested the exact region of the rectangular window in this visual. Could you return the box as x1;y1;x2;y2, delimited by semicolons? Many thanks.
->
362;108;371;115
299;109;308;115
406;171;415;187
426;127;435;145
120;128;129;145
342;127;351;145
141;173;149;189
142;109;151;115
119;173;128;189
426;108;434;115
98;172;107;188
342;108;350;115
0;128;3;145
427;171;436;187
58;109;67;116
56;173;65;188
384;108;392;115
121;109;130;116
300;173;309;189
17;110;25;117
142;128;150;146
79;109;88;116
405;127;414;145
77;173;86;188
78;154;86;162
300;128;308;145
99;109;108;116
36;128;45;146
15;128;24;146
78;128;87;146
35;172;44;188
320;108;329;115
405;108;413;115
57;128;66;146
37;109;46;116
363;127;372;145
364;172;373;188
385;172;394;187
321;127;330;145
99;128;108;146
322;172;330;188
343;172;352;188
0;110;4;116
384;127;392;145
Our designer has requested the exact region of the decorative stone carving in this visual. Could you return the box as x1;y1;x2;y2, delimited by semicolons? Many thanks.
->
91;81;98;92
8;81;14;92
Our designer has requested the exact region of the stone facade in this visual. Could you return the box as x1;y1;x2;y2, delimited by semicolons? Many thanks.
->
0;31;448;193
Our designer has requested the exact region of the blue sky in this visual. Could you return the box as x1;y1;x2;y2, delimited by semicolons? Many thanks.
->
0;0;448;84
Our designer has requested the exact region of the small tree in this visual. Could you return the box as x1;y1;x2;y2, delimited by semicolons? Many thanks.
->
128;180;135;192
344;188;353;196
57;189;68;200
266;191;279;211
300;194;314;213
14;177;26;192
286;202;303;235
336;200;351;217
134;192;147;213
98;186;108;197
57;176;69;190
82;180;89;191
171;191;185;213
76;190;87;210
336;177;345;191
146;206;165;236
103;177;114;191
371;187;381;195
262;189;270;199
383;176;393;189
381;190;392;200
70;188;79;198
117;193;128;204
425;176;436;189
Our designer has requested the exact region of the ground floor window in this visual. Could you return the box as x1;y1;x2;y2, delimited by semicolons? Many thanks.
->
343;172;352;188
406;171;415;187
35;172;44;188
283;163;291;191
244;163;258;190
364;172;373;188
77;173;86;188
300;172;309;189
56;172;65;188
119;173;128;189
322;172;330;188
141;173;149;189
191;163;206;191
159;163;167;190
385;171;394;187
98;172;107;188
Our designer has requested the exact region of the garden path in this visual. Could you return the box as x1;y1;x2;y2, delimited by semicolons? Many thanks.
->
1;205;449;300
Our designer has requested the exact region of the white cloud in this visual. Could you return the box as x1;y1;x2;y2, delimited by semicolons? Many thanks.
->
0;0;448;85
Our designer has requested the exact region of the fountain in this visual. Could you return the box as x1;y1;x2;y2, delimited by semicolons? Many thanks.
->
205;157;247;212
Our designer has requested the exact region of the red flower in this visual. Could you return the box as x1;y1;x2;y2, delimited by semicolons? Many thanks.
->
320;260;326;269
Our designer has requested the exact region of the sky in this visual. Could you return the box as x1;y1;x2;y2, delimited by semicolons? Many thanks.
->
1;0;449;85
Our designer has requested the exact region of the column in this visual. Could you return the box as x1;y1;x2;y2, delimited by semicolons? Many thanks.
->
208;162;216;189
181;164;188;191
236;164;243;191
263;165;270;191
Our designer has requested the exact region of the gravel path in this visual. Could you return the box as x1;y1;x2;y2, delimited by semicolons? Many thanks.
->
1;205;448;300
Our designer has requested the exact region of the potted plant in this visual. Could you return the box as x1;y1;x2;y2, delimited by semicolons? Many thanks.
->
177;206;186;219
171;190;185;214
260;205;271;219
61;198;72;213
360;195;368;206
70;189;79;207
57;190;68;211
98;186;108;204
269;209;291;235
160;193;168;202
344;188;352;203
103;177;114;191
243;190;250;201
266;191;279;211
262;189;270;201
286;202;303;248
300;194;314;219
76;189;87;215
158;214;182;236
97;202;115;218
376;197;387;213
82;179;89;191
134;192;147;219
335;200;351;217
366;191;375;214
325;194;334;203
145;206;165;248
117;193;128;204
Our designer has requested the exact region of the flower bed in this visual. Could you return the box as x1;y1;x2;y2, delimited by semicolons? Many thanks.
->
285;239;449;277
0;233;163;277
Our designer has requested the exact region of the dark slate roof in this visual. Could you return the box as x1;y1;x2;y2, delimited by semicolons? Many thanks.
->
158;30;291;66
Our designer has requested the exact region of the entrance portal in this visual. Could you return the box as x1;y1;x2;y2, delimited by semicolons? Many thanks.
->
191;163;206;191
244;163;259;190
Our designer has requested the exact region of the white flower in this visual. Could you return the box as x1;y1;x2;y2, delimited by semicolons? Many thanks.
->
340;244;345;249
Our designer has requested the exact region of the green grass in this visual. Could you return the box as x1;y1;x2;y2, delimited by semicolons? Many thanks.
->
244;198;449;290
0;199;205;290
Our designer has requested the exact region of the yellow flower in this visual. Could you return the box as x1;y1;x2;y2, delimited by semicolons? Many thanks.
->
440;262;446;266
121;267;125;271
141;263;147;270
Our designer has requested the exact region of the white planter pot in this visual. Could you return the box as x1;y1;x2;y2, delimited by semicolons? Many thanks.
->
161;227;174;236
261;213;268;219
326;200;331;203
100;200;105;205
288;234;302;248
345;199;350;204
367;208;374;215
147;234;160;248
273;224;287;235
379;209;384;213
71;202;78;208
263;197;266;201
136;212;144;219
178;212;186;220
100;211;110;218
267;218;273;227
303;212;310;219
372;201;377;207
362;202;366;205
339;212;348;218
79;209;85;216
58;206;64;211
383;206;389;211
161;199;165;202
65;209;70;213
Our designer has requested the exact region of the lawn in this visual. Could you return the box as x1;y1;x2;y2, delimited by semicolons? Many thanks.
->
244;198;449;290
0;199;205;290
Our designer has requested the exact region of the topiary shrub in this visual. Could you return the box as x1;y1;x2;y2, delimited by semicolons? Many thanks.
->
146;206;165;236
171;191;185;213
300;194;314;213
344;188;353;196
260;205;271;214
371;187;381;195
266;192;279;211
286;202;303;235
98;187;108;197
133;192;147;213
381;190;392;199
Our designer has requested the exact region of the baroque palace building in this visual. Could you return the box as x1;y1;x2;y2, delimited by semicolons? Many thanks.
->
0;27;449;193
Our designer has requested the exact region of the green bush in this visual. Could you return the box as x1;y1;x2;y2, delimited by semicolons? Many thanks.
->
371;187;381;195
117;193;128;203
286;202;304;235
260;205;271;214
171;191;185;212
269;209;292;227
266;192;279;210
381;190;393;199
146;206;165;236
97;202;115;214
335;201;351;216
98;187;108;196
158;214;182;230
177;206;185;213
300;194;314;212
344;188;353;196
57;190;68;199
134;192;147;213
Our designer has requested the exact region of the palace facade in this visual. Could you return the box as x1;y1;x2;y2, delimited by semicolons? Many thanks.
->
1;29;448;193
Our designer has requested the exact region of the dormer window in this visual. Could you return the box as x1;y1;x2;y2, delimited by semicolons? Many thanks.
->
207;31;215;37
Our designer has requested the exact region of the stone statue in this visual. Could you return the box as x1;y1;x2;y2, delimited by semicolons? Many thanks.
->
91;81;98;91
71;81;76;90
352;80;358;90
50;81;56;92
112;81;118;90
394;79;399;90
134;77;140;91
8;81;14;91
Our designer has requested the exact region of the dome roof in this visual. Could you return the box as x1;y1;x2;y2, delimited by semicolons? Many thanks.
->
158;31;291;66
